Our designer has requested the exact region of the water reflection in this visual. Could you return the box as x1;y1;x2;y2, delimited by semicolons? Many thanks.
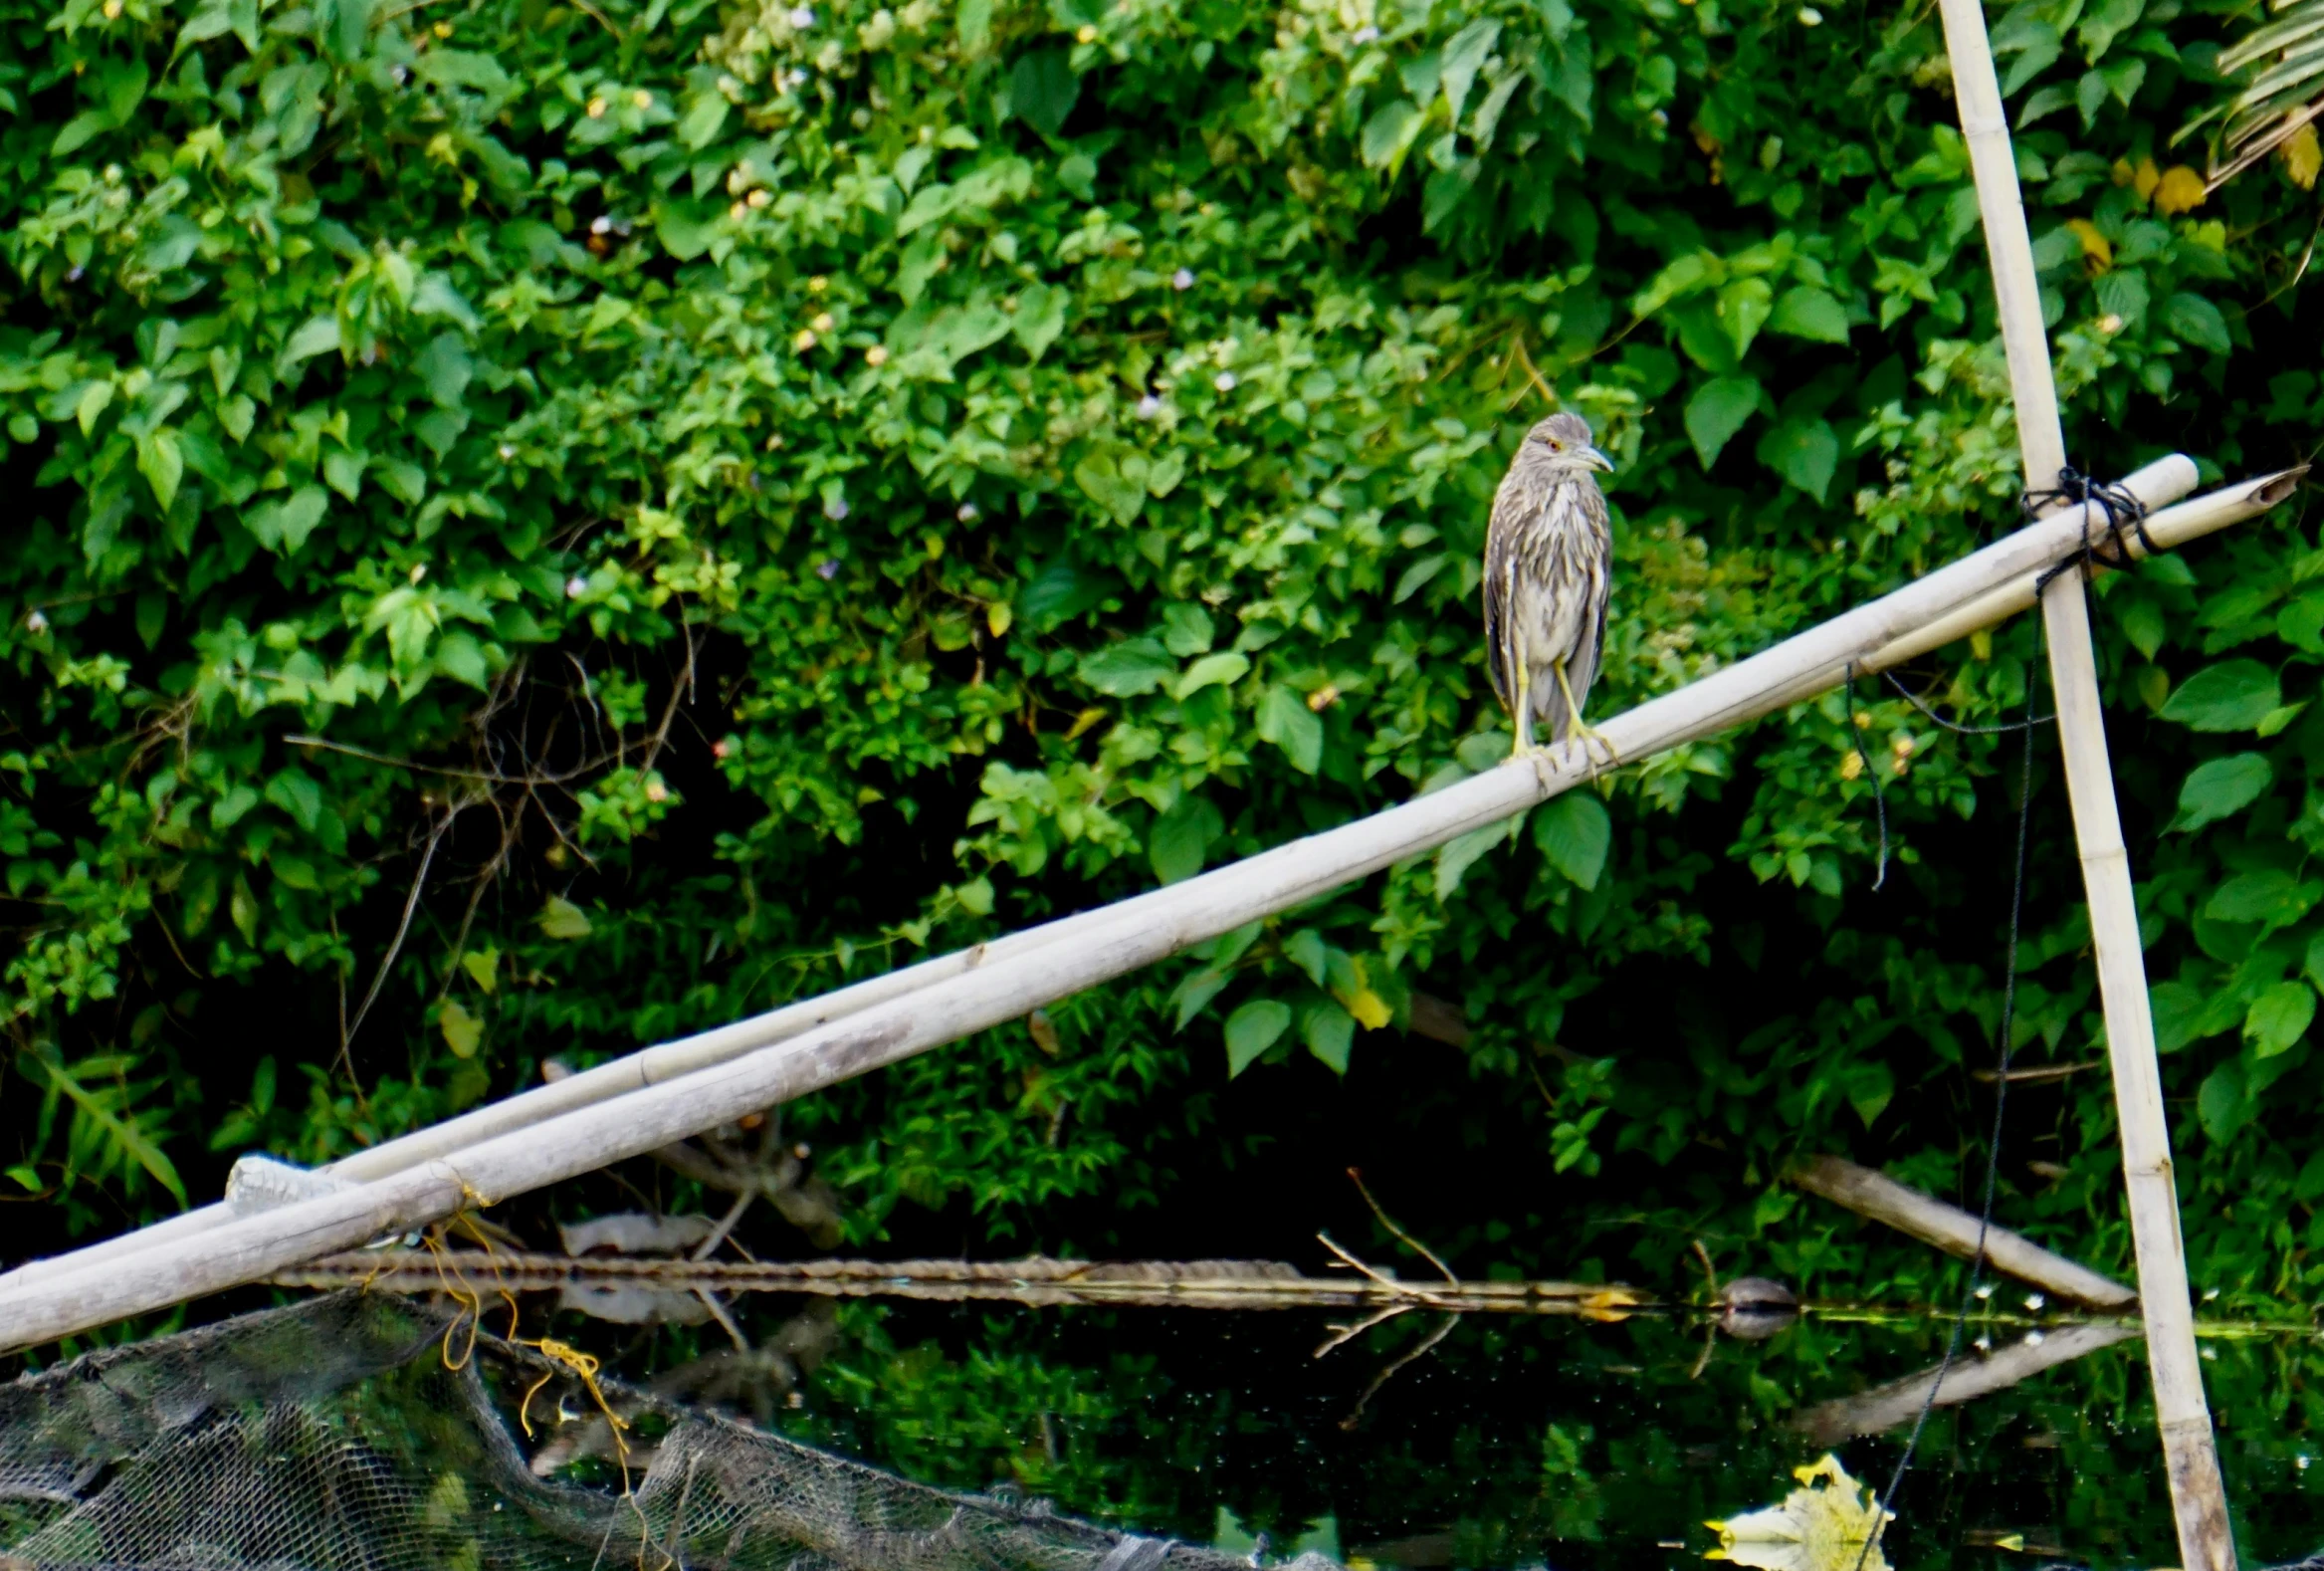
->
7;1280;2324;1570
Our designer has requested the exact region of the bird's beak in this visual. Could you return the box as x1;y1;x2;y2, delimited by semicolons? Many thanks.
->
1581;444;1615;474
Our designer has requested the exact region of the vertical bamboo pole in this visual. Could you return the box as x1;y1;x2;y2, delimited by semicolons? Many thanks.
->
1934;2;2237;1566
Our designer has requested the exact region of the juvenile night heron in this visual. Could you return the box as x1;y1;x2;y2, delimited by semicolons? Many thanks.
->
1484;411;1616;761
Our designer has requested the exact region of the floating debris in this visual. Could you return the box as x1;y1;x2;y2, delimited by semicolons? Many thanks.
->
1705;1455;1892;1571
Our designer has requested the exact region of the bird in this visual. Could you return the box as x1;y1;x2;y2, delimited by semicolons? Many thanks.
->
1482;410;1616;763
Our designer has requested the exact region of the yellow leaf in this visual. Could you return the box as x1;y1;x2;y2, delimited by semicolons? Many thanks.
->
439;998;484;1059
538;895;592;940
2065;219;2113;271
460;947;500;995
986;600;1013;637
2132;156;2161;200
1064;706;1107;740
1026;1008;1061;1055
2153;165;2207;215
2284;123;2322;191
1346;988;1392;1030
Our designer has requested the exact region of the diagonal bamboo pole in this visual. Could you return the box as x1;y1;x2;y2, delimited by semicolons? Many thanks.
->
1936;0;2237;1564
0;467;2297;1354
13;467;2300;1303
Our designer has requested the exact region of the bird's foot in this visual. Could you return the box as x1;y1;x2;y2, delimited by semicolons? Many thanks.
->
1509;728;1537;761
1563;720;1621;777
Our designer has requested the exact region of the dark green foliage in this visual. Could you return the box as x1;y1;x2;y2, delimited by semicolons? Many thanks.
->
0;0;2320;1299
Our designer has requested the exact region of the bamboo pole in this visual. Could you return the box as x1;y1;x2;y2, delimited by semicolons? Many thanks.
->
1936;0;2237;1563
1788;1155;2135;1309
2;472;2289;1306
0;474;2292;1355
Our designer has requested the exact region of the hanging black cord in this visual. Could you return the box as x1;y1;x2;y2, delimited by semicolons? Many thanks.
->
1842;663;1890;892
1851;621;2045;1571
1881;670;2053;735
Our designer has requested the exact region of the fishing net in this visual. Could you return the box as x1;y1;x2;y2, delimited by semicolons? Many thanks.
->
0;1291;1308;1571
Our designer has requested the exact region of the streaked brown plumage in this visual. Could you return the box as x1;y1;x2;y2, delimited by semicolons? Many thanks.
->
1483;411;1615;759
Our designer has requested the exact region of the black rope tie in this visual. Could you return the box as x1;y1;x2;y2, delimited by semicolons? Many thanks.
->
2023;463;2156;587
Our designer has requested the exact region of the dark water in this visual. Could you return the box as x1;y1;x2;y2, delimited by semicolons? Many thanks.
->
531;1289;2324;1570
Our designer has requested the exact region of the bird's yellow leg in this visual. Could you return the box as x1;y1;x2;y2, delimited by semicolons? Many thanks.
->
1554;658;1620;773
1509;662;1535;758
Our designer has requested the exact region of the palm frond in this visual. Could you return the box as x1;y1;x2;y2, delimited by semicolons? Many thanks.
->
2190;0;2324;189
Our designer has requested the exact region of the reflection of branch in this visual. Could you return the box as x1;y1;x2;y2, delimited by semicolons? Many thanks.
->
1341;1314;1457;1431
1794;1323;2138;1445
1407;992;1587;1069
1313;1301;1413;1359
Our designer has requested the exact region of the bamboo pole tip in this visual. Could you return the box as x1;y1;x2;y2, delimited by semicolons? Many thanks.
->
2251;466;2309;507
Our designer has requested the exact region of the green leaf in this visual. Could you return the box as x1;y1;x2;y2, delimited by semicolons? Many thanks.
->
1361;99;1425;168
1847;1060;1895;1129
2205;868;2312;929
1149;793;1218;884
1684;375;1761;468
2095;266;2150;327
1282;929;1330;987
1079;637;1173;697
1161;603;1213;656
1717;277;1774;358
461;947;500;994
245;486;329;555
136;430;183;512
2150;980;2207;1052
1435;821;1509;900
413;48;509;94
2166;292;2231;354
1012;282;1069;360
414;333;473;408
1757;417;1839;502
1256;684;1323;773
1224;999;1293;1077
2160;659;2280;731
957;0;992;52
439;998;484;1059
281;315;342;365
5;1165;38;1193
538;895;593;940
1008;49;1079;136
1768;286;1852;343
1170;966;1229;1029
2116;594;2166;660
1174;651;1250;700
1074;446;1148;524
656;200;723;262
2278;589;2324;654
2245;981;2315;1058
2172;754;2270;831
1533;792;1611;889
2198;1058;2249;1143
1305;1001;1356;1074
28;1054;185;1206
678;91;730;150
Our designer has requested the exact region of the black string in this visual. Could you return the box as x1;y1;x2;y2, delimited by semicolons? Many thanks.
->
1881;670;2053;735
1852;619;2045;1571
1843;663;1889;892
